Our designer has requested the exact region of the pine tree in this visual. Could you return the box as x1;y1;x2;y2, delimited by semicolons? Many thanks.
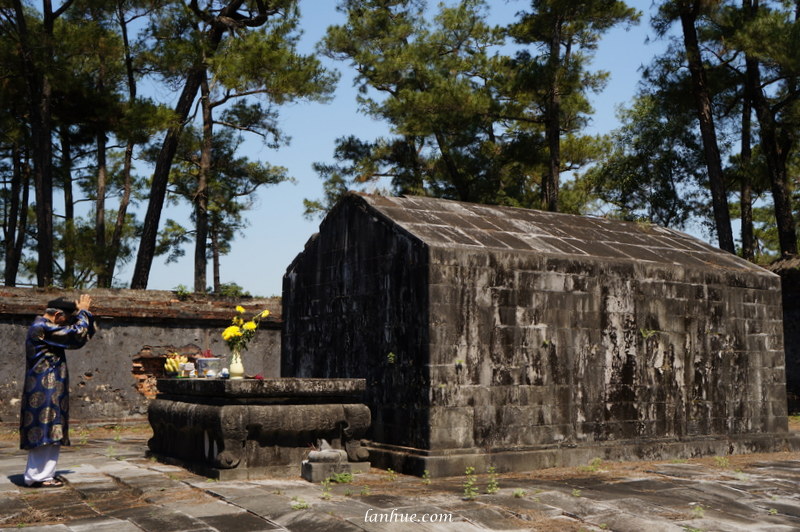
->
510;0;639;212
130;0;287;289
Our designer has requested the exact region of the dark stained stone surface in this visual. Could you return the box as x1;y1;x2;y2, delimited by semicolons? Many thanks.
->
767;257;800;413
282;193;791;477
147;382;371;479
155;377;366;401
362;193;769;275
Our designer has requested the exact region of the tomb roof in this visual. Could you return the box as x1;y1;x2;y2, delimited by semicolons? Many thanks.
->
349;192;769;275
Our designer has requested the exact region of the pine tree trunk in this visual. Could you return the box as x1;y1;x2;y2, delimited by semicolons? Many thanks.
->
739;0;758;261
13;158;30;285
130;66;207;289
194;75;212;293
543;18;562;213
95;132;109;286
679;5;735;253
747;0;798;258
12;0;64;286
131;20;228;289
130;0;267;289
31;69;55;286
211;226;221;293
432;132;468;200
106;0;137;285
751;90;798;257
4;144;26;286
60;126;75;288
3;148;22;286
106;139;134;287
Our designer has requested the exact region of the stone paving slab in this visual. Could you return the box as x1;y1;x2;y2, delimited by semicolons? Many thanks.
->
273;509;363;531
65;517;144;532
645;463;709;477
445;505;532;530
313;499;379;520
588;510;685;532
350;517;485;532
82;491;144;510
2;436;800;531
2;527;72;532
14;487;99;521
193;511;282;532
526;489;613;518
359;493;417;509
101;505;216;532
758;500;800;518
480;494;563;518
179;500;247;518
218;492;296;521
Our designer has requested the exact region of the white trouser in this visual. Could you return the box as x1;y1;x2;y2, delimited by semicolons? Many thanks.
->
24;443;60;485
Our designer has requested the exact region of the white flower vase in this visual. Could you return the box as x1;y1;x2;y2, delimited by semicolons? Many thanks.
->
229;349;245;379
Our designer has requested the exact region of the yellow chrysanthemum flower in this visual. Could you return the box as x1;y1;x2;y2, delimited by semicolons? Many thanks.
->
260;309;270;318
235;305;245;313
243;321;257;331
222;325;243;340
233;316;244;326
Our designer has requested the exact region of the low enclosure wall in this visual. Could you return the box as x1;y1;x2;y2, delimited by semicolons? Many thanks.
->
0;288;281;424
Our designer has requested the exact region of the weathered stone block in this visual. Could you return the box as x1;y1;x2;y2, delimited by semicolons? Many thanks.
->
300;460;370;483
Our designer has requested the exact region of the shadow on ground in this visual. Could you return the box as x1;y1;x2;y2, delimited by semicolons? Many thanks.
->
0;429;799;531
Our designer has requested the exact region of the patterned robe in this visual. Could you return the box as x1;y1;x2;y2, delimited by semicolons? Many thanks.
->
19;310;95;450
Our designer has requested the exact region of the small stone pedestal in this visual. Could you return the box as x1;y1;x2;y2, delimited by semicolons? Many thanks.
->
147;378;371;479
301;460;371;483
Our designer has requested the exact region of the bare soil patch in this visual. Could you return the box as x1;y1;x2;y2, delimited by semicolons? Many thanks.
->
345;450;800;500
0;422;152;443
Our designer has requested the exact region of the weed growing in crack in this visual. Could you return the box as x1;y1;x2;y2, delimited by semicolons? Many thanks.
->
421;469;431;485
320;479;332;500
290;497;309;510
578;457;604;473
463;467;479;500
485;466;499;494
713;456;730;468
690;503;705;519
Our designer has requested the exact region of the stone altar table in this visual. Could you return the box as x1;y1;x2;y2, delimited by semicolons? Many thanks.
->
147;378;370;479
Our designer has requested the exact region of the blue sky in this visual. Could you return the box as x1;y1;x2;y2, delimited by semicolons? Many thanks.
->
120;0;667;297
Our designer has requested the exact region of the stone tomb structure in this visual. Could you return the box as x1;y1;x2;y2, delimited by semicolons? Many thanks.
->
767;257;800;413
282;193;797;477
147;378;371;479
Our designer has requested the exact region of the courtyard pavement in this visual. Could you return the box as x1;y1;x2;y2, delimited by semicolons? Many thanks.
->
1;433;800;531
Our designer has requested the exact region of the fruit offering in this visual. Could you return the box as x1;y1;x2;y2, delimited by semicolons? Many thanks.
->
164;353;188;374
